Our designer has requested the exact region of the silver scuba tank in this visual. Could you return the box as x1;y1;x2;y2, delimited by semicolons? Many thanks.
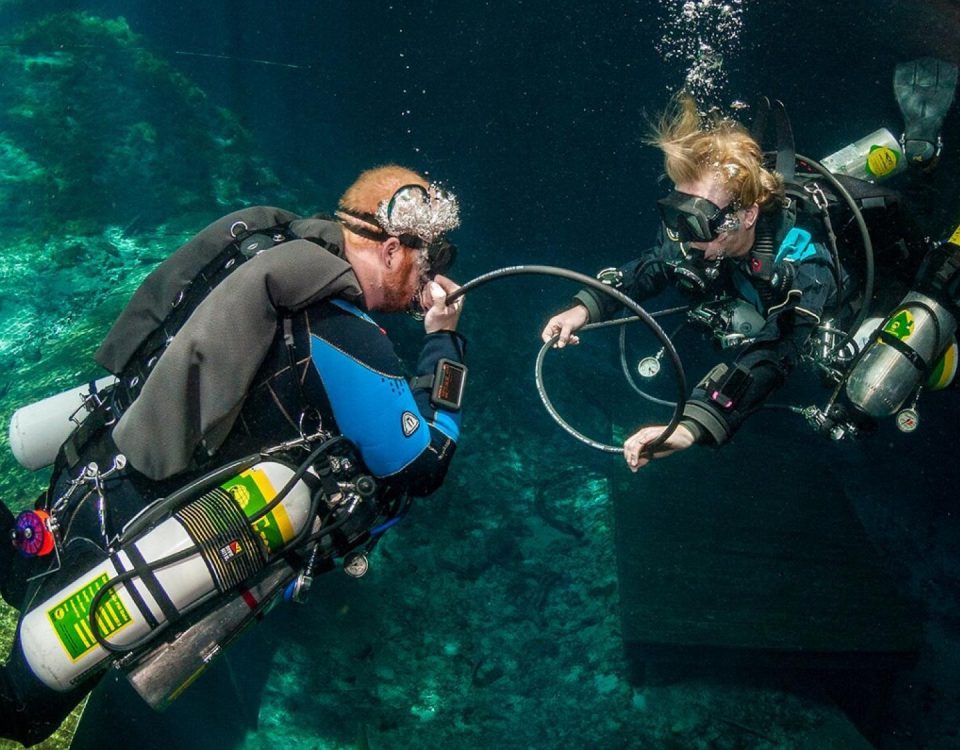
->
845;291;957;417
19;460;318;692
821;128;907;183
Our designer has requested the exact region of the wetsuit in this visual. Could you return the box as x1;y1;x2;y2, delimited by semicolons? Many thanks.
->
573;206;842;446
0;233;464;746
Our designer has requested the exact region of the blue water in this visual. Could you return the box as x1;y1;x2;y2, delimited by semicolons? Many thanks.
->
1;2;959;749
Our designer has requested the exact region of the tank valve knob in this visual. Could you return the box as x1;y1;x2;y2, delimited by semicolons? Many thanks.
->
11;509;55;557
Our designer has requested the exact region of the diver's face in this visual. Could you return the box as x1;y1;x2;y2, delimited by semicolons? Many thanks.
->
380;244;427;313
675;176;756;261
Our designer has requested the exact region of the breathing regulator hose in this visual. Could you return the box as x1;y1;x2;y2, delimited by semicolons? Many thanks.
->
796;153;876;356
444;265;687;454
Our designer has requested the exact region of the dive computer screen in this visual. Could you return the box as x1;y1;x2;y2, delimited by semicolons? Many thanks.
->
432;358;467;411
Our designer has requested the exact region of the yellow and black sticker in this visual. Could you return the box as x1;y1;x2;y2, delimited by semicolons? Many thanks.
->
49;572;133;661
222;468;295;554
865;145;899;179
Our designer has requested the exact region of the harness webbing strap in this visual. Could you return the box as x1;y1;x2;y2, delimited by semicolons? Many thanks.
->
58;397;114;471
878;330;929;372
116;544;181;626
750;97;795;183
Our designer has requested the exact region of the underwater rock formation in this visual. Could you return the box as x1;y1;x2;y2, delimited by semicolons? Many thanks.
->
0;12;287;232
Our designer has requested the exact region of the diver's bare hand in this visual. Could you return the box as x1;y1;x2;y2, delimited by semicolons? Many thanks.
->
423;275;463;334
541;304;589;348
623;424;695;472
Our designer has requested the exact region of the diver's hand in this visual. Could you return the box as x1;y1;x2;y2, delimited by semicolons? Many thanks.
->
623;423;695;472
423;275;463;334
541;304;589;348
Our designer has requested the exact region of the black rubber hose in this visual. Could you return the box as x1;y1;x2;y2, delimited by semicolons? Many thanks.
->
796;154;876;355
445;265;687;452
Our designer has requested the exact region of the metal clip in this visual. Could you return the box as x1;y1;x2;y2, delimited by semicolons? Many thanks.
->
803;182;829;211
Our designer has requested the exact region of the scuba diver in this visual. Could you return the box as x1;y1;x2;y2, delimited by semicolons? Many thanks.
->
0;164;468;745
541;90;960;470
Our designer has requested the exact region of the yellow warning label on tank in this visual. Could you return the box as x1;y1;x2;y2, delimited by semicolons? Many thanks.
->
866;146;899;178
927;339;958;389
949;224;960;247
222;468;295;554
883;309;914;340
50;572;133;661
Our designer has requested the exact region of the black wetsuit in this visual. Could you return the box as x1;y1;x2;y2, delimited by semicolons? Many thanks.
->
573;207;843;445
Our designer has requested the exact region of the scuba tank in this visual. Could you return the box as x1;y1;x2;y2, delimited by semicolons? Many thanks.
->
19;460;318;692
8;376;117;471
821;128;907;183
845;229;960;417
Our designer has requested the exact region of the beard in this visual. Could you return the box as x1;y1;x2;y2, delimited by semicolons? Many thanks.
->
379;249;422;312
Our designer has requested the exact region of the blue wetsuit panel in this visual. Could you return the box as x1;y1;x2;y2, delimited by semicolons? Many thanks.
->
309;330;430;479
431;410;461;442
775;227;815;263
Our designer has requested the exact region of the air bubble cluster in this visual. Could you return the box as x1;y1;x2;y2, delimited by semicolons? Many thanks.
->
655;0;747;105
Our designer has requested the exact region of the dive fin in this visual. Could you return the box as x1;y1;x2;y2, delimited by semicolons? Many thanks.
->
894;57;958;169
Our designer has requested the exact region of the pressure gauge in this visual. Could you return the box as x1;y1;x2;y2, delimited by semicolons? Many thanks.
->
637;356;661;378
895;408;919;433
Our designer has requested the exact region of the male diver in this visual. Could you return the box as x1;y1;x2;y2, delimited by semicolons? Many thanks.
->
0;164;467;745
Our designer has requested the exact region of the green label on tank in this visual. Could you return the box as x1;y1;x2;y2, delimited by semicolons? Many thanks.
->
49;572;133;661
866;145;899;178
883;309;914;341
221;468;295;555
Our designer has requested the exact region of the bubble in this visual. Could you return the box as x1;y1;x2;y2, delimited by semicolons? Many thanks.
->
654;0;749;105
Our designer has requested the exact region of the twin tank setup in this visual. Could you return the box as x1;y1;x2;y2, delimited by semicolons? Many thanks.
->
7;385;373;706
18;460;313;694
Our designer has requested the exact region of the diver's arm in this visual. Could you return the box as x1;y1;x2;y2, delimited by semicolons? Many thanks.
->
679;259;836;446
572;229;679;323
309;305;464;496
404;330;467;495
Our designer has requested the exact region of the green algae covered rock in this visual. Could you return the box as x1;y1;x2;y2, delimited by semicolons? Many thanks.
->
0;11;284;232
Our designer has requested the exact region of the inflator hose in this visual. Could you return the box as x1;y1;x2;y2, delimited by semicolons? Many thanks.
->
795;153;876;355
445;265;687;454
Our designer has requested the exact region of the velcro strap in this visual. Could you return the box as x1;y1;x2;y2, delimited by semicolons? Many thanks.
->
409;374;434;391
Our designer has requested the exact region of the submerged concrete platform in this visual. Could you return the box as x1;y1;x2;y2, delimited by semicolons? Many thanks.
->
610;420;923;676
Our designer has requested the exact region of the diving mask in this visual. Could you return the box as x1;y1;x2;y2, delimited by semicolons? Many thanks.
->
337;182;460;276
376;183;460;247
657;190;741;243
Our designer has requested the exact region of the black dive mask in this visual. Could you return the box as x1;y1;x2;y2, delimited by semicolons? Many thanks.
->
657;191;741;243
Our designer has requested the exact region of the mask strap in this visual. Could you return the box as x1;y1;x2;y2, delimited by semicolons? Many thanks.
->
335;210;390;243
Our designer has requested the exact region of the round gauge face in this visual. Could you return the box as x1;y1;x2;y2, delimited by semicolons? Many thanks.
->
637;357;661;378
343;552;369;578
895;408;920;433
